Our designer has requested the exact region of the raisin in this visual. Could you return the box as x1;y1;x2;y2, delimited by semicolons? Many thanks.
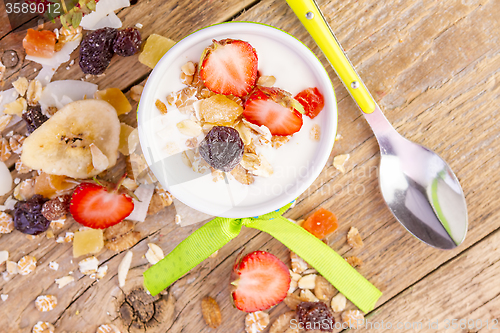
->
22;104;48;134
297;302;334;332
113;28;142;57
198;126;244;172
13;194;50;235
79;28;117;75
41;194;71;221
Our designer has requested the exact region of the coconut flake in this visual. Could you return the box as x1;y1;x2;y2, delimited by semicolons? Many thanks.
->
90;12;123;30
0;88;19;116
118;251;132;287
39;80;98;112
80;0;130;30
90;143;109;171
126;184;154;222
0;162;13;196
0;196;17;211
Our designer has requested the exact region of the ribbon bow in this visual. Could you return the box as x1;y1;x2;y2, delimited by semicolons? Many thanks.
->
144;203;382;313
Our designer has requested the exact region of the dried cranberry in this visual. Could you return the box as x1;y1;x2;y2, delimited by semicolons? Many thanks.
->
297;302;334;332
41;194;71;221
113;28;142;57
13;195;50;235
22;104;48;134
79;27;117;75
198;126;244;172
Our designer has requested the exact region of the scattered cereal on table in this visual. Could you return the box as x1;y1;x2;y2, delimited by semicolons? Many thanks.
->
32;321;55;333
290;252;308;274
17;255;36;275
48;261;59;271
1;294;8;301
145;243;164;265
0;212;14;234
55;275;74;288
314;275;337;301
118;251;133;287
269;311;296;333
245;311;270;333
78;256;99;275
341;309;365;328
333;153;350;173
347;227;364;249
298;274;317;290
300;289;319;302
35;295;57;312
96;324;120;333
330;293;347;312
346;256;363;267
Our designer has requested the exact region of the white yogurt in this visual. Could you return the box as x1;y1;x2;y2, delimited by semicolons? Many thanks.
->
138;23;337;218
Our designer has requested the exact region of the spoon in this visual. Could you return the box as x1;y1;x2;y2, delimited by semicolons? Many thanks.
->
286;0;468;249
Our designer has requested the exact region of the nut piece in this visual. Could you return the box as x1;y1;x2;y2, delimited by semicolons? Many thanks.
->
347;227;364;249
181;61;196;76
35;295;57;312
283;292;302;310
245;311;270;333
55;275;74;289
201;296;222;329
290;252;308;274
0;212;14;234
345;256;363;267
0;115;12;132
12;77;28;96
269;311;296;333
96;265;108;279
314;275;337;301
230;164;255;185
145;243;164;265
7;260;18;274
104;220;134;241
17;255;36;275
78;256;99;275
26;79;42;105
341;309;365;328
32;321;55;333
130;85;144;102
155;99;168;114
333;154;350;173
288;279;298;294
257;75;276;87
118;251;133;287
300;289;319;302
298;274;316;290
330;293;347;313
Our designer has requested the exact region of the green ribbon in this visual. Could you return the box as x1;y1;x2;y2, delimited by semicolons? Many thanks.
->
143;203;382;313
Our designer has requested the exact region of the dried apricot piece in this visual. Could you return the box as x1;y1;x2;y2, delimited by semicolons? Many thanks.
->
23;29;56;58
95;88;132;116
199;94;243;125
302;207;338;239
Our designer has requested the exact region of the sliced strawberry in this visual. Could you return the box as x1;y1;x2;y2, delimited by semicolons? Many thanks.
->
243;87;303;136
294;87;325;119
231;251;290;312
70;182;134;229
199;39;258;97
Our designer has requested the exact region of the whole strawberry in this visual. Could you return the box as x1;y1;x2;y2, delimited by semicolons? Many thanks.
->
70;178;134;229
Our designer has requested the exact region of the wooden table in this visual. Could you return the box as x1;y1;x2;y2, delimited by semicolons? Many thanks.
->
1;0;499;332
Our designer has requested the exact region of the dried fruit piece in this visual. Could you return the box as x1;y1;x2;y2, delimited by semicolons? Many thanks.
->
199;94;243;125
0;212;14;234
23;29;56;58
298;274;316;290
130;85;144;102
118;251;133;287
118;123;135;156
199;126;244;172
79;28;117;75
42;194;71;220
290;252;309;274
199;39;258;97
347;227;364;249
32;321;55;333
12;77;29;96
297;302;334;331
330;293;346;313
78;256;99;275
155;99;168;114
13;195;50;235
90;143;110;171
34;172;75;199
257;75;276;87
314;276;336;302
17;255;37;275
73;228;104;257
245;311;270;333
294;87;325;119
341;309;364;328
138;34;176;68
302;208;338;239
23;104;49;134
201;296;222;329
3;97;27;116
231;251;290;312
345;256;363;267
113;28;141;57
333;154;350;173
95;88;132;116
145;243;164;264
269;311;296;333
35;295;57;312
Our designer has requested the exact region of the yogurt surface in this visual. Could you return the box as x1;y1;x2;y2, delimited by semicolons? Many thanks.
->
138;23;337;218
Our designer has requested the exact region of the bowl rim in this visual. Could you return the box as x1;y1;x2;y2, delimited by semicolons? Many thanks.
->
137;21;337;218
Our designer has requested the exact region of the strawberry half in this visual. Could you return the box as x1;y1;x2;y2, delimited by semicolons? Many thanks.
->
294;87;325;119
199;39;258;97
231;251;290;312
70;181;134;229
243;86;303;136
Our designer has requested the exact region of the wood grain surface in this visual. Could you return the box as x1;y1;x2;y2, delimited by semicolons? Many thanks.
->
0;0;499;332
